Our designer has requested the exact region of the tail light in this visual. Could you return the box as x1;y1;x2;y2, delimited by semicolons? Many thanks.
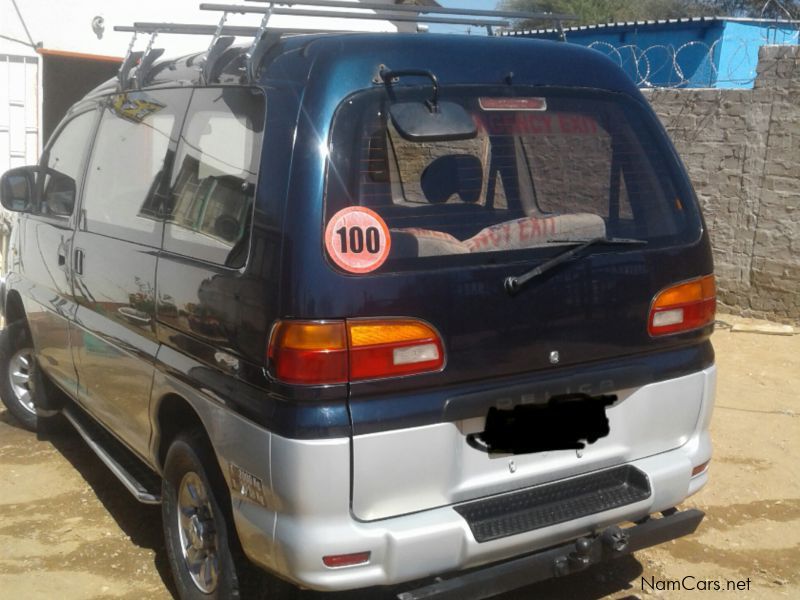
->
268;318;444;385
268;321;348;384
648;275;716;336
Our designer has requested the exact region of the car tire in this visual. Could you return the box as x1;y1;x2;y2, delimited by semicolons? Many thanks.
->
162;431;290;600
0;319;60;432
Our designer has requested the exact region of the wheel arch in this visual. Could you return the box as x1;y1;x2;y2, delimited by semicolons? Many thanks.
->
4;290;27;326
153;392;210;473
157;392;270;597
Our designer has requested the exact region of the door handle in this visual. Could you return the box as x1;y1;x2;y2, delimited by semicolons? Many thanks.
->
73;248;84;275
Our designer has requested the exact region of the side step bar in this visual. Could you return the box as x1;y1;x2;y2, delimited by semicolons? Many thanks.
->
62;406;162;504
397;508;705;600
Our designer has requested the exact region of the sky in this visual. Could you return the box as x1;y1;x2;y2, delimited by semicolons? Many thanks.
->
427;0;502;35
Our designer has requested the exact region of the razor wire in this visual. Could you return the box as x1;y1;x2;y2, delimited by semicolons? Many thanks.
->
586;29;799;88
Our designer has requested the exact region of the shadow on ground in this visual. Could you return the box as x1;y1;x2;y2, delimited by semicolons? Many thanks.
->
39;423;178;599
0;409;651;600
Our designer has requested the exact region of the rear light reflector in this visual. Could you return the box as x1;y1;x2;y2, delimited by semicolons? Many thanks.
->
692;460;711;477
268;318;445;384
648;275;716;336
322;551;371;568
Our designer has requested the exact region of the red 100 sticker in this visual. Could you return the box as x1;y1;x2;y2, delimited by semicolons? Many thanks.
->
325;207;391;274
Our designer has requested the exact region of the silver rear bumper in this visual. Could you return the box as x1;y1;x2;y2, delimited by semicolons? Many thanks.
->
220;366;715;591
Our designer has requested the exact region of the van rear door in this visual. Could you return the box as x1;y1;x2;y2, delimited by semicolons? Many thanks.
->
317;87;713;519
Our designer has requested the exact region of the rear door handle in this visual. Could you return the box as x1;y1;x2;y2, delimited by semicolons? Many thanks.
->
73;248;84;275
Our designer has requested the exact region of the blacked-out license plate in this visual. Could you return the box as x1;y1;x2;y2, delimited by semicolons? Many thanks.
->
475;394;616;455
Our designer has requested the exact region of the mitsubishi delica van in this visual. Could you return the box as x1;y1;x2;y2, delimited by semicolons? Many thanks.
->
0;4;716;599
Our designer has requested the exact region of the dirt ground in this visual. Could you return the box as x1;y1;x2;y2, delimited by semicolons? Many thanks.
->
0;314;798;600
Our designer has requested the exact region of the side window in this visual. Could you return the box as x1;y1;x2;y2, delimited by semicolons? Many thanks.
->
164;87;265;268
39;110;97;218
81;89;191;246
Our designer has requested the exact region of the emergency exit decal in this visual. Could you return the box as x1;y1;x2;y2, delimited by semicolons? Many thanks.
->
325;207;392;274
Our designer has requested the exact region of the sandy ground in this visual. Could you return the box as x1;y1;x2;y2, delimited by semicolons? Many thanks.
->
0;315;798;600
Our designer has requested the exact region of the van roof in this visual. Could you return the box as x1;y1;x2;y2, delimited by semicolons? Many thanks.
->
85;33;641;99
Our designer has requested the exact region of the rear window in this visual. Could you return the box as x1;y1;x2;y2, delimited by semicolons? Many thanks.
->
324;87;700;271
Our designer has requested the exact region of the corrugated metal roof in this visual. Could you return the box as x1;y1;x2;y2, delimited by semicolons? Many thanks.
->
504;16;800;37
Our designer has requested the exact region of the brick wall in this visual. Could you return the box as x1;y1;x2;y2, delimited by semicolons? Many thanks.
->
644;45;800;322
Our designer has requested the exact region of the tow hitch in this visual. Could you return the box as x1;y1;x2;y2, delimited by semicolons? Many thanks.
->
553;525;629;576
397;508;704;600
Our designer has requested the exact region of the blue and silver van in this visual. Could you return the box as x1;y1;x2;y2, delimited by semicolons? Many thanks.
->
0;4;716;599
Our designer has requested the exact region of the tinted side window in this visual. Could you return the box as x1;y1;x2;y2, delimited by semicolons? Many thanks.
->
39;110;97;218
164;88;265;268
81;90;191;246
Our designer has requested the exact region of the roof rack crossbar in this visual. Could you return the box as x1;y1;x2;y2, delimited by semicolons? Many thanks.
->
114;23;347;36
243;0;577;22
199;3;512;28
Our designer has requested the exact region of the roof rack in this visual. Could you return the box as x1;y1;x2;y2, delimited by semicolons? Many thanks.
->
113;1;577;89
243;0;575;24
200;3;513;30
115;23;340;35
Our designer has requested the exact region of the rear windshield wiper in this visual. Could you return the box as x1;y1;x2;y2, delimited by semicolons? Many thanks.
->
504;237;647;296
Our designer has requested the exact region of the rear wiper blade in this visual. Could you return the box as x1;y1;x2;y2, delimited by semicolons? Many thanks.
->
504;237;647;296
547;237;647;246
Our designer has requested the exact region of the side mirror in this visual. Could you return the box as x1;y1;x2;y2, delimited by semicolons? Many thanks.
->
0;166;37;212
389;102;477;143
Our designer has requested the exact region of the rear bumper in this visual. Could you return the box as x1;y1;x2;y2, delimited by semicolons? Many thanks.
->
249;442;710;591
224;365;715;591
398;507;704;600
